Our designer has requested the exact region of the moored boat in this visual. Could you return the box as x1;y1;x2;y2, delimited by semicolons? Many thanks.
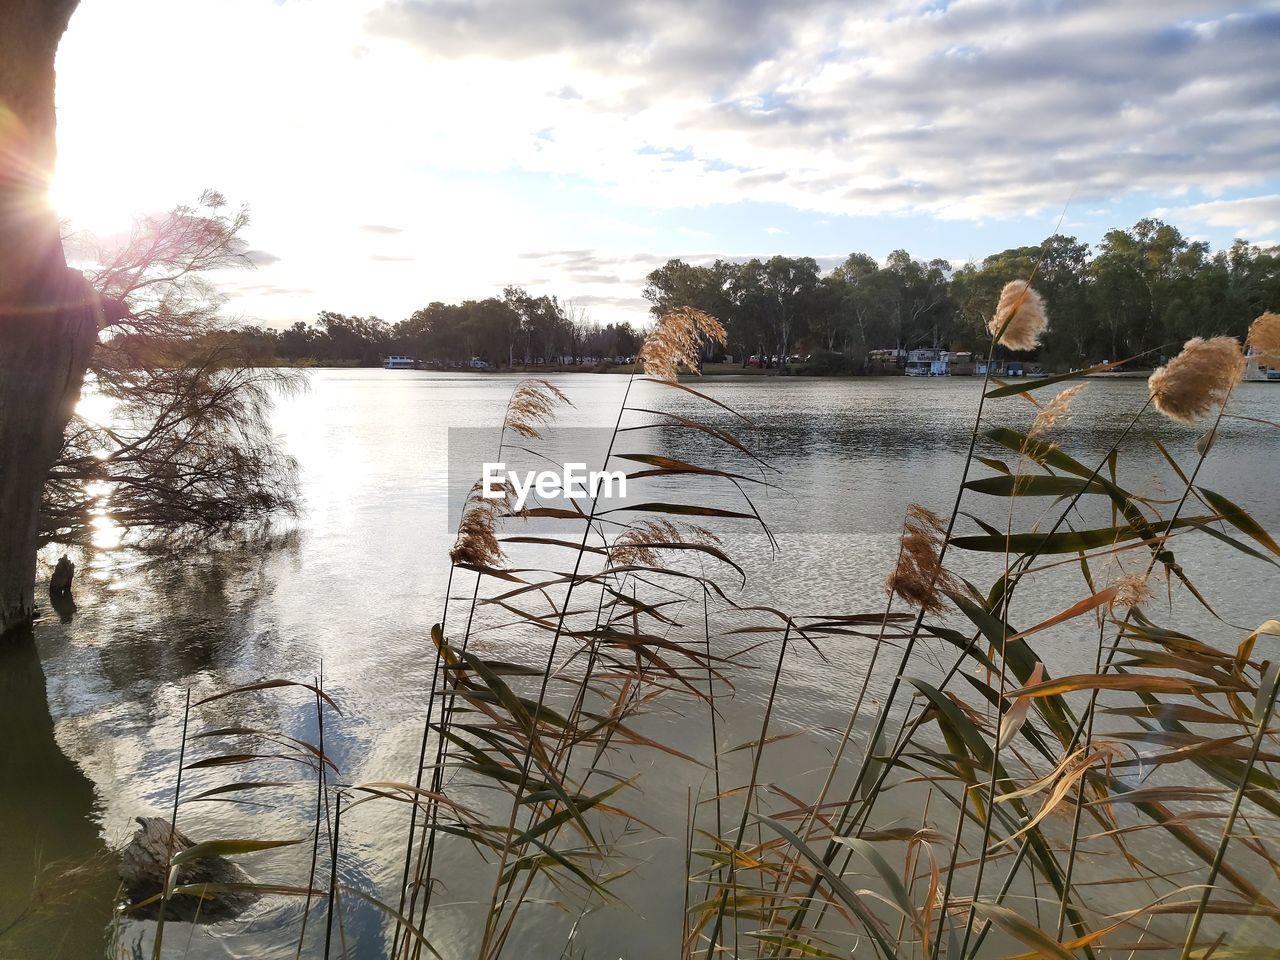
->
1245;348;1280;382
382;355;419;370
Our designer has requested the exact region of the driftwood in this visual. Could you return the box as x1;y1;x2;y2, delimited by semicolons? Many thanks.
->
120;816;261;922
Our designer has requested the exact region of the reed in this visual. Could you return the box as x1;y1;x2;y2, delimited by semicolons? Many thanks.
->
142;287;1279;960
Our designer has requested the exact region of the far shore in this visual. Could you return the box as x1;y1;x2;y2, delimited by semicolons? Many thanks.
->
264;360;1167;379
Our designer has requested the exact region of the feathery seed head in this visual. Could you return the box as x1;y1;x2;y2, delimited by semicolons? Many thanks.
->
988;281;1049;352
885;504;956;615
504;378;571;440
1108;573;1151;613
1028;383;1086;440
639;306;728;381
610;519;719;568
1247;311;1280;365
450;479;516;568
1147;336;1244;424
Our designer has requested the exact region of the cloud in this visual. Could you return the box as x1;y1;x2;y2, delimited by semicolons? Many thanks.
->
230;283;316;297
569;293;652;311
568;272;624;284
369;254;416;262
244;249;281;265
366;1;1280;219
1154;194;1280;241
360;223;404;234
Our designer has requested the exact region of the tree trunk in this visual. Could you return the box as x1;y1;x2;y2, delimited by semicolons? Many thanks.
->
0;627;118;951
1;0;97;639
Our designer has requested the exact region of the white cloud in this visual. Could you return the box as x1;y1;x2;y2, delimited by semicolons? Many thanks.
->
367;0;1280;218
1154;194;1280;241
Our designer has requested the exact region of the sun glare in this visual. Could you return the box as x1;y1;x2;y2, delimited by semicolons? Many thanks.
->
48;170;140;236
75;391;117;428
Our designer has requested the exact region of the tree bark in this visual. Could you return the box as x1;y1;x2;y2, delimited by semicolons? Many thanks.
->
1;0;98;639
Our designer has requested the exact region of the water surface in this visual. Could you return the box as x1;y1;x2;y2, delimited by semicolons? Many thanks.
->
8;371;1280;958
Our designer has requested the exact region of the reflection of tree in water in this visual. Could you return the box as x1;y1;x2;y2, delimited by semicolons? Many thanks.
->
0;627;118;958
6;537;325;955
80;537;300;696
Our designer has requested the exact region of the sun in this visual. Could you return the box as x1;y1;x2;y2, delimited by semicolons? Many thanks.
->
48;163;144;237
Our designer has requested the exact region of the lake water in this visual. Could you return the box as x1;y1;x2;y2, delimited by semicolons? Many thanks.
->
4;371;1279;958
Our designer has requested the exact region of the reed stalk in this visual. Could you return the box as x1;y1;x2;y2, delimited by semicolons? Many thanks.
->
150;686;190;960
1181;665;1280;958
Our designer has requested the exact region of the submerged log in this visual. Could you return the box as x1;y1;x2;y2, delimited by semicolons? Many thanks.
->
120;816;261;923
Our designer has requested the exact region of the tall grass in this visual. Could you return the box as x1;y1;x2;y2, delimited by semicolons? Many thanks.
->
131;295;1280;959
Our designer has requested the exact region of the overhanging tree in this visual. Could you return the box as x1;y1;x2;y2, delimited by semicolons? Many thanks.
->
43;192;300;550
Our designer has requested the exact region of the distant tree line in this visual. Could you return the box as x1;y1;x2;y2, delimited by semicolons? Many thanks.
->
642;220;1280;370
211;218;1279;372
219;287;643;368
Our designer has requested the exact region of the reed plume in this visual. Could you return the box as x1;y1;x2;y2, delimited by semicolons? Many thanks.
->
609;518;719;568
1108;572;1151;612
1147;336;1245;424
639;306;727;381
1028;383;1085;440
450;480;513;567
988;280;1048;352
885;504;956;615
504;378;571;440
1247;311;1280;365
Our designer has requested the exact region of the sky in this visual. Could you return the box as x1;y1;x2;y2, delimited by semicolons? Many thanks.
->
49;0;1280;329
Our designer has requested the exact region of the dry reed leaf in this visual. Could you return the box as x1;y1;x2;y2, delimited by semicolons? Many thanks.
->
993;741;1127;848
1247;311;1280;365
885;504;956;615
988;280;1048;352
1005;588;1118;642
1147;336;1244;424
639;306;727;381
997;662;1045;751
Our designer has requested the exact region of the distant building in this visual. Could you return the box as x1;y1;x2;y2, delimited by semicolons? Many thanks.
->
976;359;1026;377
929;351;975;376
905;349;940;376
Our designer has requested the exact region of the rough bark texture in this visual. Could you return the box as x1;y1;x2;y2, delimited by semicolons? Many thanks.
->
0;0;98;638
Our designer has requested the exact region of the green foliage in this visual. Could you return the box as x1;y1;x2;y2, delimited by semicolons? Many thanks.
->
639;221;1278;369
222;288;643;368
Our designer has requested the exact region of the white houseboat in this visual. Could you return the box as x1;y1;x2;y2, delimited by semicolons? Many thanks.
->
904;348;940;376
905;349;978;376
1245;348;1280;382
382;355;419;370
